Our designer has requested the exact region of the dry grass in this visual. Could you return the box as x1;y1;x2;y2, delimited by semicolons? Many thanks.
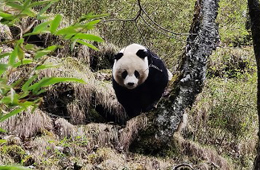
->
0;108;53;138
40;57;126;124
174;133;233;170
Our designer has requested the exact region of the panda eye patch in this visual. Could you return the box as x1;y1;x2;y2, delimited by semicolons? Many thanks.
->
121;70;128;79
134;70;140;78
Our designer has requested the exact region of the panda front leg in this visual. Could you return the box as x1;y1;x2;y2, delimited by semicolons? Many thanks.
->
124;106;142;120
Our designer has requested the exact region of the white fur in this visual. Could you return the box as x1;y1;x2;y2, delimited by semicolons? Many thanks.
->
167;69;173;81
113;44;149;89
124;75;138;89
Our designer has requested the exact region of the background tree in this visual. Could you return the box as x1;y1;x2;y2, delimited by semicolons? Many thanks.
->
248;0;260;169
129;0;220;154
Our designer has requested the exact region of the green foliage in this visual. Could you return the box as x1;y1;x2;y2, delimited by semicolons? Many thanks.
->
0;0;103;132
208;46;256;78
0;166;29;170
217;0;250;46
49;0;195;66
188;71;257;168
207;75;257;137
190;72;257;143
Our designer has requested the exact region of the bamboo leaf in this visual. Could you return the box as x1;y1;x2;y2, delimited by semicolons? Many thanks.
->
9;46;18;66
36;64;60;70
0;52;10;59
0;107;25;122
28;77;86;95
13;59;33;67
55;26;77;36
6;2;23;11
0;11;15;21
37;0;58;19
29;0;55;8
0;165;30;170
84;20;101;30
77;40;99;51
8;39;24;66
17;45;24;61
35;45;58;59
25;21;51;36
0;64;8;76
0;139;7;143
50;14;62;33
72;34;103;42
0;129;7;133
22;75;38;92
79;13;107;22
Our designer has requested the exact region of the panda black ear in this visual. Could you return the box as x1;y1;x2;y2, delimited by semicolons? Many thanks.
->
114;53;123;60
136;49;148;59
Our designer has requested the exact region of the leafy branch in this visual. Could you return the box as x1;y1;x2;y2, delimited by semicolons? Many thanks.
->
0;0;104;133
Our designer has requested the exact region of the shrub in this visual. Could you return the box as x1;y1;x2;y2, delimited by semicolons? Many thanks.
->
0;0;104;132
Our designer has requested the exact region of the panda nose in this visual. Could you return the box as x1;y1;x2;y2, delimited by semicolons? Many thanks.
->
127;82;134;87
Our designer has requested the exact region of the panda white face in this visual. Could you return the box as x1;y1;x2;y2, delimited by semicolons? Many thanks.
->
113;44;149;90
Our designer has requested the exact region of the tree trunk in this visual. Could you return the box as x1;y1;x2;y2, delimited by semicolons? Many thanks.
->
248;0;260;169
129;0;220;155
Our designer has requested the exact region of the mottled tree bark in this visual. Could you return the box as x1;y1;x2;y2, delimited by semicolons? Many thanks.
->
248;0;260;169
129;0;219;154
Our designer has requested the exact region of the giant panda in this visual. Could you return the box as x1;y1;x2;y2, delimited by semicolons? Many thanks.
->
112;43;172;119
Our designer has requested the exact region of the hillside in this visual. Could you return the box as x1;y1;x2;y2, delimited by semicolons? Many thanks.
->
0;0;258;170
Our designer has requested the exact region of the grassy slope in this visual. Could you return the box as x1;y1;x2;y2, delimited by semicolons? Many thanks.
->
0;0;258;169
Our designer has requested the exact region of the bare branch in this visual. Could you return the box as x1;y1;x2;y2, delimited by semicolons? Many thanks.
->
172;163;194;170
102;0;190;37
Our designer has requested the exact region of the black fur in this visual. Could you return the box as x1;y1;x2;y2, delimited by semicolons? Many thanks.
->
136;49;147;59
114;53;123;60
112;49;169;119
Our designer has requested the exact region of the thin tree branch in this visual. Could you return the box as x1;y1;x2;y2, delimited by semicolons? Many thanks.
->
140;15;176;38
102;0;191;37
173;163;194;170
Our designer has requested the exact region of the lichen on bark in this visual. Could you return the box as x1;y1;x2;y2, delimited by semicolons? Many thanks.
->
130;0;220;154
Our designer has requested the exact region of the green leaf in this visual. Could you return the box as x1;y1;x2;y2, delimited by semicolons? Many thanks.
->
24;44;35;50
79;13;108;22
0;107;25;122
0;52;11;59
13;59;32;67
50;14;62;34
0;139;7;143
22;75;38;92
84;20;101;30
0;11;15;21
28;77;86;95
0;129;7;133
37;0;58;19
8;39;24;66
28;0;55;8
36;64;60;70
5;1;35;17
6;2;23;11
9;47;18;66
0;165;30;170
25;21;51;36
23;0;32;8
35;45;58;59
72;34;103;42
0;64;8;76
17;45;24;61
77;40;99;51
1;91;20;106
55;26;77;36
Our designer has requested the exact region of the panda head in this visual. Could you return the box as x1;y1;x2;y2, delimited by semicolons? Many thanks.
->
113;43;150;90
